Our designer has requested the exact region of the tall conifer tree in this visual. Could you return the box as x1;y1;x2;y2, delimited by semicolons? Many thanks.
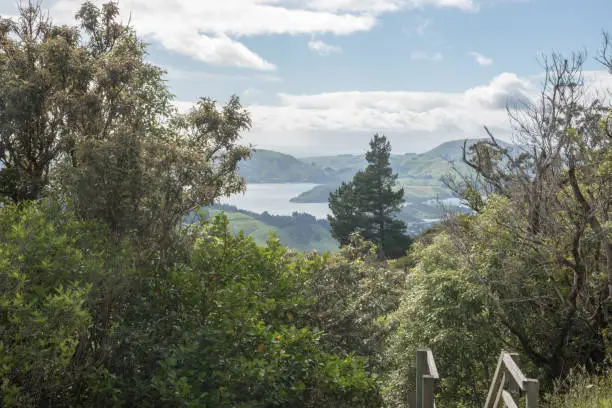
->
328;134;411;258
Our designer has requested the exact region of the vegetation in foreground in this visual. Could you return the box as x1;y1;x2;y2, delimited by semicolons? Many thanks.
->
544;366;612;408
0;3;392;406
0;1;610;407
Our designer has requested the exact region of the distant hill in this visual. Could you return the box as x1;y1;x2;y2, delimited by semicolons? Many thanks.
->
239;139;515;185
233;139;496;235
290;184;336;203
288;139;485;204
188;204;338;253
417;138;484;161
290;183;451;204
239;149;333;183
300;139;486;185
190;139;488;246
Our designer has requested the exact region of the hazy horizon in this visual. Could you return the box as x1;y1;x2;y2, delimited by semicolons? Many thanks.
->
249;135;502;158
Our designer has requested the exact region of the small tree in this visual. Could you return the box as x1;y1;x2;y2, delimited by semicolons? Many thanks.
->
328;134;411;258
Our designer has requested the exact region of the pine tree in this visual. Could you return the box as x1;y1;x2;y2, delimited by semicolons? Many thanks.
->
328;134;411;258
328;181;362;246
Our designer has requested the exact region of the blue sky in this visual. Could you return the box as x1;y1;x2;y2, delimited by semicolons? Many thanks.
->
2;0;611;156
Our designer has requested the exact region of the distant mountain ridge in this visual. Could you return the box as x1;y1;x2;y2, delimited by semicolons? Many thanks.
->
240;138;500;184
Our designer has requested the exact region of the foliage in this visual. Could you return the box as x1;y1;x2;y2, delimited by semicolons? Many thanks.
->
0;202;94;406
0;3;384;407
450;51;612;382
1;1;611;407
1;1;252;256
328;134;412;259
0;3;86;201
306;233;407;367
122;215;380;407
383;221;503;407
0;201;383;407
384;43;612;407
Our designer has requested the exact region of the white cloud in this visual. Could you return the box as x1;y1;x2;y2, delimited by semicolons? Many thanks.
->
168;68;609;155
158;64;283;82
402;16;432;38
250;72;531;134
415;17;431;35
174;70;555;154
294;0;477;13
238;70;610;154
163;32;278;71
410;50;443;61
469;51;493;66
308;37;343;55
35;0;484;71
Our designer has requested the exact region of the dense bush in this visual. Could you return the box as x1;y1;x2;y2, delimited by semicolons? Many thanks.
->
0;202;383;407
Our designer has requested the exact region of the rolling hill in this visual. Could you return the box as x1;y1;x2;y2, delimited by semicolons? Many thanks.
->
188;204;338;253
285;139;488;205
239;139;497;185
238;149;333;183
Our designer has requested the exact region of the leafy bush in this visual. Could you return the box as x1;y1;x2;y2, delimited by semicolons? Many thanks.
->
146;216;381;407
0;202;93;406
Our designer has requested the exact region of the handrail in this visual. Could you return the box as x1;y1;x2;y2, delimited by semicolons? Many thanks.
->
416;349;440;408
484;351;539;408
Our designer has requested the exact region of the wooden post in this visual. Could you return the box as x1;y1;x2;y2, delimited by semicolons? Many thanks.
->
416;349;427;408
484;353;505;408
422;375;436;408
525;379;539;408
505;353;521;396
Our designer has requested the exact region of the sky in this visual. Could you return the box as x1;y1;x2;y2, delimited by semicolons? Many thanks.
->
1;0;611;156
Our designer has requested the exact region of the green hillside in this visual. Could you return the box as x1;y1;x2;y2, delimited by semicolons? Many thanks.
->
417;138;486;160
239;149;333;183
240;139;492;185
290;183;451;204
289;184;336;203
196;205;338;253
290;140;476;204
300;138;479;185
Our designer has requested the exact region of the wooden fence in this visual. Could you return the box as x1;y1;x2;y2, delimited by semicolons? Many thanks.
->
484;351;539;408
413;349;539;408
415;348;439;408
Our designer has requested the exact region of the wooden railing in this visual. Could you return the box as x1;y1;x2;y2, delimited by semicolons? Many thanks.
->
411;349;539;408
415;348;440;408
484;351;539;408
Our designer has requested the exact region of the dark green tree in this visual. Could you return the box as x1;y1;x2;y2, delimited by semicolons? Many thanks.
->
328;181;363;246
328;134;411;258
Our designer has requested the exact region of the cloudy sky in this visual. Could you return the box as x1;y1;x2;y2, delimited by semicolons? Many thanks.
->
2;0;611;156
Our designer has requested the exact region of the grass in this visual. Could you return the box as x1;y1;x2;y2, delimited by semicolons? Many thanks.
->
544;366;612;408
